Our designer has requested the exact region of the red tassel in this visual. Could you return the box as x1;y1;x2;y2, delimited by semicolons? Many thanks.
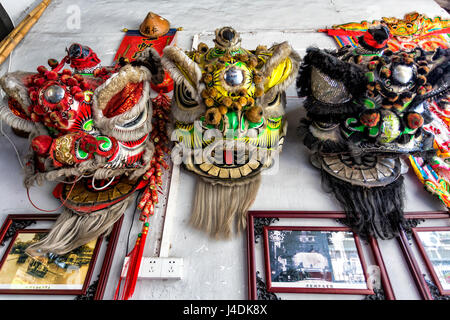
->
113;244;137;300
125;223;149;299
115;234;140;300
116;222;150;300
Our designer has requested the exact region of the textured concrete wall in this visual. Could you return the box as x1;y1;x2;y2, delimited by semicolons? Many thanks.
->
0;0;448;300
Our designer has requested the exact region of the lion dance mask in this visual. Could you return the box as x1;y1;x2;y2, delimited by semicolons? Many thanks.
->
296;27;449;239
0;46;165;255
162;27;301;238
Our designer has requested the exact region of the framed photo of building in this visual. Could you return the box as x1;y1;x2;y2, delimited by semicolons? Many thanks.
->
247;211;396;300
397;211;450;300
395;212;449;300
412;227;450;296
0;214;123;298
263;226;373;294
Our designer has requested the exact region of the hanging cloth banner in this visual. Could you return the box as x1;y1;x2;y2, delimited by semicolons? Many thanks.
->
114;29;178;93
319;12;450;52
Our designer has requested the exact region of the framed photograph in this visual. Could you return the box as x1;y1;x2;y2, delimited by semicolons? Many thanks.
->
397;212;449;300
263;226;372;294
0;214;123;298
0;229;101;294
413;227;450;296
247;211;396;300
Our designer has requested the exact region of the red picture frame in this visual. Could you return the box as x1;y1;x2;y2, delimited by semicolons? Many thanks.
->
263;226;373;295
412;227;450;296
247;211;396;300
397;211;449;300
0;228;102;295
0;214;123;299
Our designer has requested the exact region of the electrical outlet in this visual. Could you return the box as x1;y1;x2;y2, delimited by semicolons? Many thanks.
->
120;257;183;279
142;258;163;278
160;258;183;279
121;257;162;279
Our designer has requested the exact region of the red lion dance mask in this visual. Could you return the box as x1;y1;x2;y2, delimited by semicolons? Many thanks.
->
0;46;165;255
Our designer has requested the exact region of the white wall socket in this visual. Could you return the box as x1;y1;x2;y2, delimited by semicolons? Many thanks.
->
121;257;183;280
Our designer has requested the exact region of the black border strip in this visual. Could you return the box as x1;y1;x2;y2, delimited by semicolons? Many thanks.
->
0;3;14;42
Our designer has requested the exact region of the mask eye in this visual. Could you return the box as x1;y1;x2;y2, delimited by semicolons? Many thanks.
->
224;67;244;86
392;65;413;84
82;46;91;58
175;83;198;108
68;43;82;59
268;93;281;107
44;85;65;104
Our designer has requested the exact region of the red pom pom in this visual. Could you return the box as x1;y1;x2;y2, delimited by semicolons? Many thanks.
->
45;71;58;80
30;91;39;101
360;111;380;127
74;92;85;101
67;77;79;87
407;113;424;129
32;135;53;155
33;77;45;86
25;78;34;87
80;81;90;90
71;86;82;95
30;113;40;122
58;118;69;129
73;74;84;82
60;74;70;83
62;69;72;76
37;66;47;74
32;104;46;116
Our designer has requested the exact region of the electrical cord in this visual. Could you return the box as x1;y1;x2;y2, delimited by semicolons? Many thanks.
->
0;118;24;169
126;189;144;253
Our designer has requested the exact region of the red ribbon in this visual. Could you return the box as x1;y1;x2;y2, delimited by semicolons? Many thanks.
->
363;32;389;49
69;51;101;70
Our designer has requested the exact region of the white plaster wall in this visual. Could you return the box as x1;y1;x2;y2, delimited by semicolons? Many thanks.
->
0;0;448;300
1;0;40;25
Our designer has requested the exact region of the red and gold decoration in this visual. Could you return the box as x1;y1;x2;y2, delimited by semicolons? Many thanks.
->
320;12;450;52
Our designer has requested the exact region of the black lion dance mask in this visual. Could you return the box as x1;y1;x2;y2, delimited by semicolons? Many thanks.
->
296;26;449;239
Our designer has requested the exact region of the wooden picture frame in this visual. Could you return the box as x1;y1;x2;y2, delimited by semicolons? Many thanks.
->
0;228;102;295
263;226;373;295
247;211;396;300
397;212;450;300
412;227;450;296
0;213;123;299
